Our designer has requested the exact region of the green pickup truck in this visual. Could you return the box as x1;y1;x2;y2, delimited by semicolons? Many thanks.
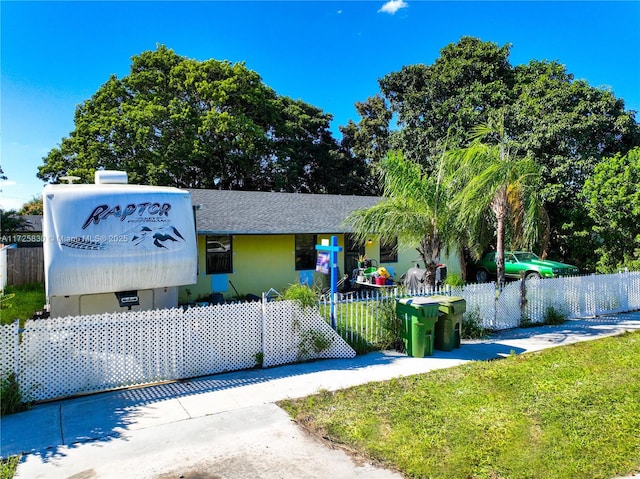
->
473;251;579;282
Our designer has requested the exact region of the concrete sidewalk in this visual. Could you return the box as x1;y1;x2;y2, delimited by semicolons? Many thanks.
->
3;312;640;478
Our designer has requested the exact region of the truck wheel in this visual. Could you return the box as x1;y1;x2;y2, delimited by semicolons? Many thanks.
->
476;269;489;283
525;271;541;281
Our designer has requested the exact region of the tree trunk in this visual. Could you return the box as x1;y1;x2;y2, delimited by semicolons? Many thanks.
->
417;233;441;288
496;216;505;286
492;187;509;286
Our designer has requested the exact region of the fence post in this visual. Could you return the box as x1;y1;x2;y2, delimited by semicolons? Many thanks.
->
314;236;342;330
261;293;268;365
493;282;499;329
519;278;527;326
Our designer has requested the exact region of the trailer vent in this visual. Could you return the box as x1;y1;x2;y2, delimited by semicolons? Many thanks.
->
95;170;128;185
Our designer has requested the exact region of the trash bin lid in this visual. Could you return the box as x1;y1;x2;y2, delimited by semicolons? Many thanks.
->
428;295;467;314
442;296;467;313
398;297;439;305
408;297;441;305
397;297;440;316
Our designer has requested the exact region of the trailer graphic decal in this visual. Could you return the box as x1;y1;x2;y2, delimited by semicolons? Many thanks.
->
61;224;188;251
82;202;172;229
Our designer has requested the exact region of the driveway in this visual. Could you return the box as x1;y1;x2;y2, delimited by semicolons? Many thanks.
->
4;312;640;478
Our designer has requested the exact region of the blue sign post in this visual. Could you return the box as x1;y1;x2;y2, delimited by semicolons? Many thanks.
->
315;235;342;330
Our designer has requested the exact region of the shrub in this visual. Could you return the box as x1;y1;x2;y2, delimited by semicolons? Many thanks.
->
543;305;568;325
1;373;30;416
461;305;487;339
297;329;334;360
378;300;404;352
1;455;20;479
253;352;264;368
282;283;318;310
444;272;465;287
520;312;537;328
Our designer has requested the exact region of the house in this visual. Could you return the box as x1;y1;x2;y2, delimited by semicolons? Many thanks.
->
184;189;456;303
1;215;43;247
8;189;460;303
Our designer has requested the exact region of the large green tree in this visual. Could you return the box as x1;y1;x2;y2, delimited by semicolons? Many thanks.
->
511;60;638;269
344;37;639;269
38;46;369;194
376;36;514;166
339;94;392;194
582;147;640;272
19;196;43;215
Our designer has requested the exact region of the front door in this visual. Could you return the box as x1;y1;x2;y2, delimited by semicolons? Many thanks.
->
344;234;364;279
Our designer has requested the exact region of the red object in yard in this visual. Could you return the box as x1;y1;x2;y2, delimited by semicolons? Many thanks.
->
376;276;386;285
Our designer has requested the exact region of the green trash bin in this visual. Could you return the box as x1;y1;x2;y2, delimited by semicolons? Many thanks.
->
396;297;440;357
430;295;466;351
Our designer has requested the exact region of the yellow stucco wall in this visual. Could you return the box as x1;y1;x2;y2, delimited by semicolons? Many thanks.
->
183;234;327;302
179;234;461;304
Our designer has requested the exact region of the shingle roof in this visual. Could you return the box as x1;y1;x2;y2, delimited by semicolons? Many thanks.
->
188;189;382;235
20;215;43;231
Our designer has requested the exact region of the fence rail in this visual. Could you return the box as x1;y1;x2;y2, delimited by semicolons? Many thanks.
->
320;272;640;348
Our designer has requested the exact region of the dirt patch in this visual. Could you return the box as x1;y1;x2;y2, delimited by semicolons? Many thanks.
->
292;415;400;473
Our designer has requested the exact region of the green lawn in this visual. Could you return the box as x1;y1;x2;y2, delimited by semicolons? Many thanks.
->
320;298;401;354
1;283;45;326
280;331;640;479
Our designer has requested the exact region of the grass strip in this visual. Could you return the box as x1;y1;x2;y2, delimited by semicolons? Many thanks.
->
1;283;45;326
280;331;640;479
0;456;20;479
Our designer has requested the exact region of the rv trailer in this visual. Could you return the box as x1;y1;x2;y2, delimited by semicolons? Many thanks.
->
43;171;197;317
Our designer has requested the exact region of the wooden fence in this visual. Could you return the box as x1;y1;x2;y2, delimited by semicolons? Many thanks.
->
6;247;44;286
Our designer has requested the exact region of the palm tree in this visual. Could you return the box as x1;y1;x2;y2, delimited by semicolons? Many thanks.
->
446;112;547;285
346;150;454;286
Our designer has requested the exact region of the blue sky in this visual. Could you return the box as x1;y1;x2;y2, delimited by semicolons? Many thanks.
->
2;0;639;211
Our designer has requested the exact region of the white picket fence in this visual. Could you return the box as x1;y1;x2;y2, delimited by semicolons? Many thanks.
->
0;300;355;402
320;271;640;346
2;271;639;403
456;271;640;326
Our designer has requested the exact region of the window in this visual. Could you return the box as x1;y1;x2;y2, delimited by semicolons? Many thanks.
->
206;235;232;274
295;234;317;270
380;237;398;263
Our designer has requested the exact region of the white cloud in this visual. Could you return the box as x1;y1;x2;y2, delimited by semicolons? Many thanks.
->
378;0;408;15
